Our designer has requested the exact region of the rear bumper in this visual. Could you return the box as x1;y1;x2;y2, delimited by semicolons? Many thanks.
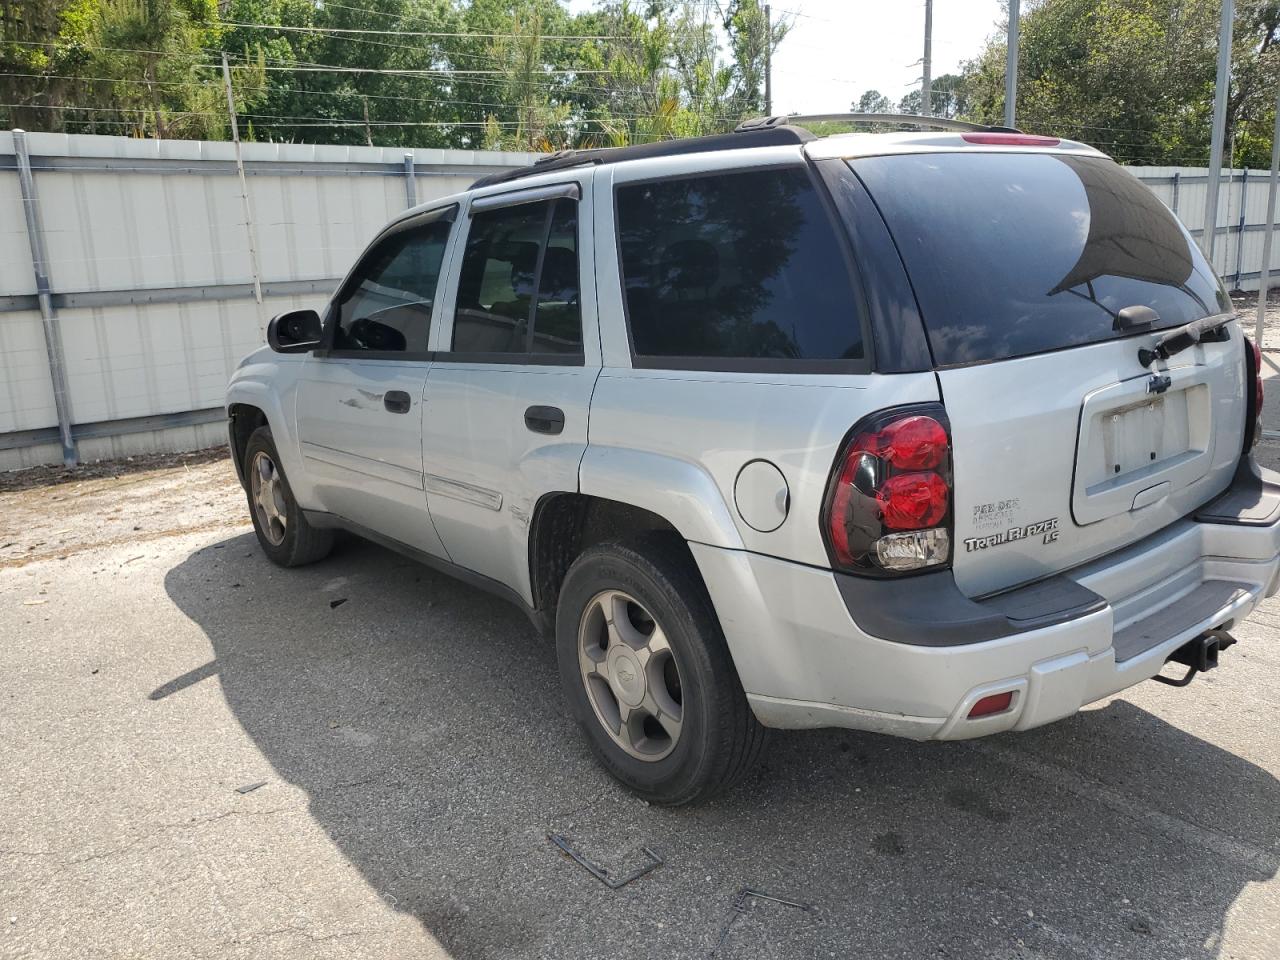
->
694;463;1280;740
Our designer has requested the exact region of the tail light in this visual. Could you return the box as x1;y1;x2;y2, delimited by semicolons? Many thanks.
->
822;404;953;576
1244;336;1264;450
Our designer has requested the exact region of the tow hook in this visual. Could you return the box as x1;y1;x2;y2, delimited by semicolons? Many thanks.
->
1152;628;1237;687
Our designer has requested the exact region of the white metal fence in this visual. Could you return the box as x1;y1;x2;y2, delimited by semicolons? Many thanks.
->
0;131;535;470
2;133;1277;470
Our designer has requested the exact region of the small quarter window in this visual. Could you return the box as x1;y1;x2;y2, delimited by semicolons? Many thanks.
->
615;168;864;366
333;215;453;354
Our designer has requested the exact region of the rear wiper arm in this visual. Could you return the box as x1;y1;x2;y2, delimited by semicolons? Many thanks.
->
1138;311;1235;367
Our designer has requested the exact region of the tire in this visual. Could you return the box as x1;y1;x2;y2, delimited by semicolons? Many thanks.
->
243;425;333;567
555;533;766;805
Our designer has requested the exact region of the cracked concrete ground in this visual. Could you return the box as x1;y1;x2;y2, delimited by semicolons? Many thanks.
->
2;371;1280;959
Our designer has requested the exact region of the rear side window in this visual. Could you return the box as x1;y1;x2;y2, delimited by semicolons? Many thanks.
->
334;216;453;353
850;153;1231;367
615;168;864;367
451;198;582;358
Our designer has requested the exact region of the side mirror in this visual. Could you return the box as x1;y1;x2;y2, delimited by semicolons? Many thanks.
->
268;309;323;353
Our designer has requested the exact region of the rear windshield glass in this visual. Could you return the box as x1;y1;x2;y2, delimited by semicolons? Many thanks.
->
849;153;1230;367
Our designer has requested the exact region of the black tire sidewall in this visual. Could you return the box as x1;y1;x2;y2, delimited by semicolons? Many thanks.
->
555;540;731;803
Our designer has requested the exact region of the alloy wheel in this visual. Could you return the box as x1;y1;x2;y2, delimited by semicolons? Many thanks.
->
577;589;684;761
250;450;288;547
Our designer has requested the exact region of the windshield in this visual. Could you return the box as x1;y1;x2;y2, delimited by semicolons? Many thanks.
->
848;152;1231;367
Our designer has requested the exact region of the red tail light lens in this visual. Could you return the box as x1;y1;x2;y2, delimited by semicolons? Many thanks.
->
961;132;1061;147
1251;337;1264;415
1245;336;1264;450
853;415;948;470
823;404;953;576
877;472;949;529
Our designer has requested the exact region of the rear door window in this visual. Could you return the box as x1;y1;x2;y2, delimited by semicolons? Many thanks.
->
450;197;583;359
615;167;865;369
849;152;1231;367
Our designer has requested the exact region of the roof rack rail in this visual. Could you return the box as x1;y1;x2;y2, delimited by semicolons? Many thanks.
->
735;113;1022;134
469;125;812;190
469;113;1025;190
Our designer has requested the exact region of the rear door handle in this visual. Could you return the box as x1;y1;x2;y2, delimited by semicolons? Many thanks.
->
524;405;565;435
384;390;411;414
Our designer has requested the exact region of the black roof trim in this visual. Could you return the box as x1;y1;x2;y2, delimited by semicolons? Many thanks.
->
469;125;814;190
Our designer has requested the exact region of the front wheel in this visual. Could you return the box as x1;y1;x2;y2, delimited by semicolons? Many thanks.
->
555;535;766;805
243;425;333;567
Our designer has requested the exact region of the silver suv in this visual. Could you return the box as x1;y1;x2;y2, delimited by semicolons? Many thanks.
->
227;116;1280;804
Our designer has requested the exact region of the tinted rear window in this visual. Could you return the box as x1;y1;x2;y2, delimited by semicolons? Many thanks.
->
616;167;864;367
850;153;1230;366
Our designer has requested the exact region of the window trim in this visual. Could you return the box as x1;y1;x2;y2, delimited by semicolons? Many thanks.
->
470;181;581;211
316;203;458;361
437;191;586;367
611;163;873;375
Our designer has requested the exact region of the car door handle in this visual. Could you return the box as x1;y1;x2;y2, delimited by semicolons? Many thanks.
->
524;405;565;435
384;390;412;414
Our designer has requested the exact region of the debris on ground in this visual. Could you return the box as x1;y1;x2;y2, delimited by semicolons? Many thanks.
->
330;598;348;609
547;833;664;890
235;781;268;795
710;887;817;957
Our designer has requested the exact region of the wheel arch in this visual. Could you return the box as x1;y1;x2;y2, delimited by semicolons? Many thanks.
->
527;489;737;630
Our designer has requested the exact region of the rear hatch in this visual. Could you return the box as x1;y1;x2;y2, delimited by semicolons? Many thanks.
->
849;149;1246;597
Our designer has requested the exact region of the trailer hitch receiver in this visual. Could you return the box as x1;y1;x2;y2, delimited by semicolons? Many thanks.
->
1152;628;1236;687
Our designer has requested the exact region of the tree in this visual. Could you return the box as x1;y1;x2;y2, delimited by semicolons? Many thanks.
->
1;0;230;138
957;0;1278;166
854;89;892;114
1;0;794;147
897;73;968;118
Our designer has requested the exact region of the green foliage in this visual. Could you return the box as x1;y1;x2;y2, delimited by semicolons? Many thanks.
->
956;0;1278;167
2;0;230;137
1;0;788;147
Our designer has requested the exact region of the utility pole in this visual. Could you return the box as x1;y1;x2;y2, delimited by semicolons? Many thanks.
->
1004;0;1020;128
764;4;772;115
221;53;264;318
1203;0;1235;264
921;0;933;116
362;97;374;147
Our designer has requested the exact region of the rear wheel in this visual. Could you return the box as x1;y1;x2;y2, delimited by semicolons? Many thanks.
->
555;535;765;805
243;426;333;567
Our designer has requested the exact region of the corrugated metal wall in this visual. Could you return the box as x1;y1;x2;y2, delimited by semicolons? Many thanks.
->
1;133;1278;470
1134;166;1280;290
0;131;534;470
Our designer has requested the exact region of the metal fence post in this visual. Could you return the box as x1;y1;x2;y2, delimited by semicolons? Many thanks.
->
1202;0;1234;263
13;129;77;466
403;152;417;209
1171;171;1181;216
1254;87;1280;348
1234;168;1249;288
221;54;265;336
1004;0;1020;129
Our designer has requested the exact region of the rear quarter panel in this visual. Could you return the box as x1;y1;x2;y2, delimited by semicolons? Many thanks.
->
584;370;941;561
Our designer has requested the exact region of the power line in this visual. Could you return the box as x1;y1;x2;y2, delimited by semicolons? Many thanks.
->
219;20;635;41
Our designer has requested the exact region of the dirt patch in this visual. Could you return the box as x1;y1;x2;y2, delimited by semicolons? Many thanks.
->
0;447;248;569
0;444;231;494
1231;290;1280;351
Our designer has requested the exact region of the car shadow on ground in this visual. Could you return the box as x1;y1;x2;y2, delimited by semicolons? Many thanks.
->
163;532;1279;960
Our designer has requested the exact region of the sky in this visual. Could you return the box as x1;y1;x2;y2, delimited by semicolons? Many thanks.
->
566;0;1009;115
770;0;1006;113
